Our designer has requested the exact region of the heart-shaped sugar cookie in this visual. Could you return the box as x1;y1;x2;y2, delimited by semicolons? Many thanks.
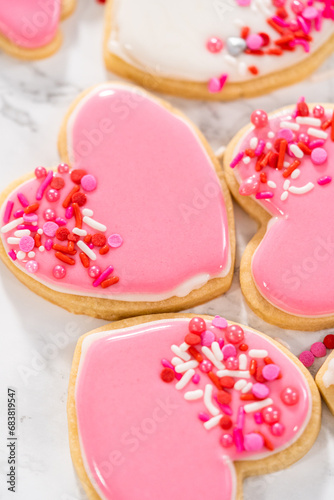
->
0;0;75;59
224;99;334;330
0;83;234;320
104;0;334;100
68;314;320;500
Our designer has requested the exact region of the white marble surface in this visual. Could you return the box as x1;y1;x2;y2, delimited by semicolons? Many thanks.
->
0;1;333;499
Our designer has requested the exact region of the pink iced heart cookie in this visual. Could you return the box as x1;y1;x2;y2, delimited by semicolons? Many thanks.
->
0;0;76;59
224;99;334;330
68;314;320;500
104;0;334;100
0;83;234;320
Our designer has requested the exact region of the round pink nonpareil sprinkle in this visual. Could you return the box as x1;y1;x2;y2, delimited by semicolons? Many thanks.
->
46;188;60;202
299;350;314;367
43;221;58;238
108;234;123;248
58;163;69;174
212;315;228;329
311;147;327;165
252;383;270;400
199;360;213;373
262;364;280;381
271;422;285;437
192;373;200;384
88;265;101;279
35;166;47;179
310;342;327;358
43;208;56;221
206;36;223;53
243;433;264;452
239;175;260;196
220;433;234;448
19;236;35;253
254;411;264;425
201;330;216;347
53;265;66;279
208;77;222;93
246;33;263;50
81;174;97;192
222;343;237;360
25;260;39;273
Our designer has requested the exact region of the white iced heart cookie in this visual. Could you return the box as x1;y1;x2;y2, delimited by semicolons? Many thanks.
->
224;98;334;330
68;314;321;500
0;83;234;320
104;0;334;100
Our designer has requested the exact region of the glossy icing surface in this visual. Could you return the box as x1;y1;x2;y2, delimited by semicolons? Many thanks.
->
0;84;231;301
0;0;61;48
108;0;334;83
232;103;334;316
75;318;311;500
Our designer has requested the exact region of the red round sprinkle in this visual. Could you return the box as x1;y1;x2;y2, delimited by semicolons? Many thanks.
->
217;390;232;405
323;334;334;349
50;176;65;190
56;227;70;241
160;368;175;383
72;192;87;206
239;343;248;351
219;376;235;389
185;333;201;346
299;351;314;368
219;415;232;430
188;317;206;335
91;233;107;247
70;169;87;184
310;342;327;358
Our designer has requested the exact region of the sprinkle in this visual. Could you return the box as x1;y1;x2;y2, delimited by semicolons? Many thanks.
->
238;354;248;371
198;412;210;422
7;237;20;245
92;265;114;287
311;148;328;165
289;183;314;194
307;128;328;139
289;144;304;159
217;370;250;378
171;345;191;362
77;240;97;261
211;341;223;361
55;252;75;265
202;346;225;370
203;414;222;430
179;342;189;352
234;379;247;391
83;216;107;232
249;349;268;358
296;116;321;127
63;185;80;208
108;234;123;248
175;360;199;373
36;170;53;200
212;315;228;329
277;139;287;170
17;251;26;260
17;193;29;207
171;357;183;366
14;229;30;237
233;427;244;452
318;176;332;186
8;250;17;261
55;217;67;226
99;244;110;255
101;276;119;288
255;191;274;200
299;350;314;367
244;398;273;413
283;159;301;178
82;208;94;217
250;137;258;149
13;210;24;218
242;382;253;394
52;244;76;255
267;181;276;189
3;201;14;224
1;217;24;233
184;390;203;401
280;121;300;131
175;369;195;390
73;228;87;237
204;384;220;416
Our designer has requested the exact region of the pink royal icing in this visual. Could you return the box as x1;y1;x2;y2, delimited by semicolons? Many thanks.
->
0;0;61;49
74;318;311;500
231;100;334;317
0;84;231;301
